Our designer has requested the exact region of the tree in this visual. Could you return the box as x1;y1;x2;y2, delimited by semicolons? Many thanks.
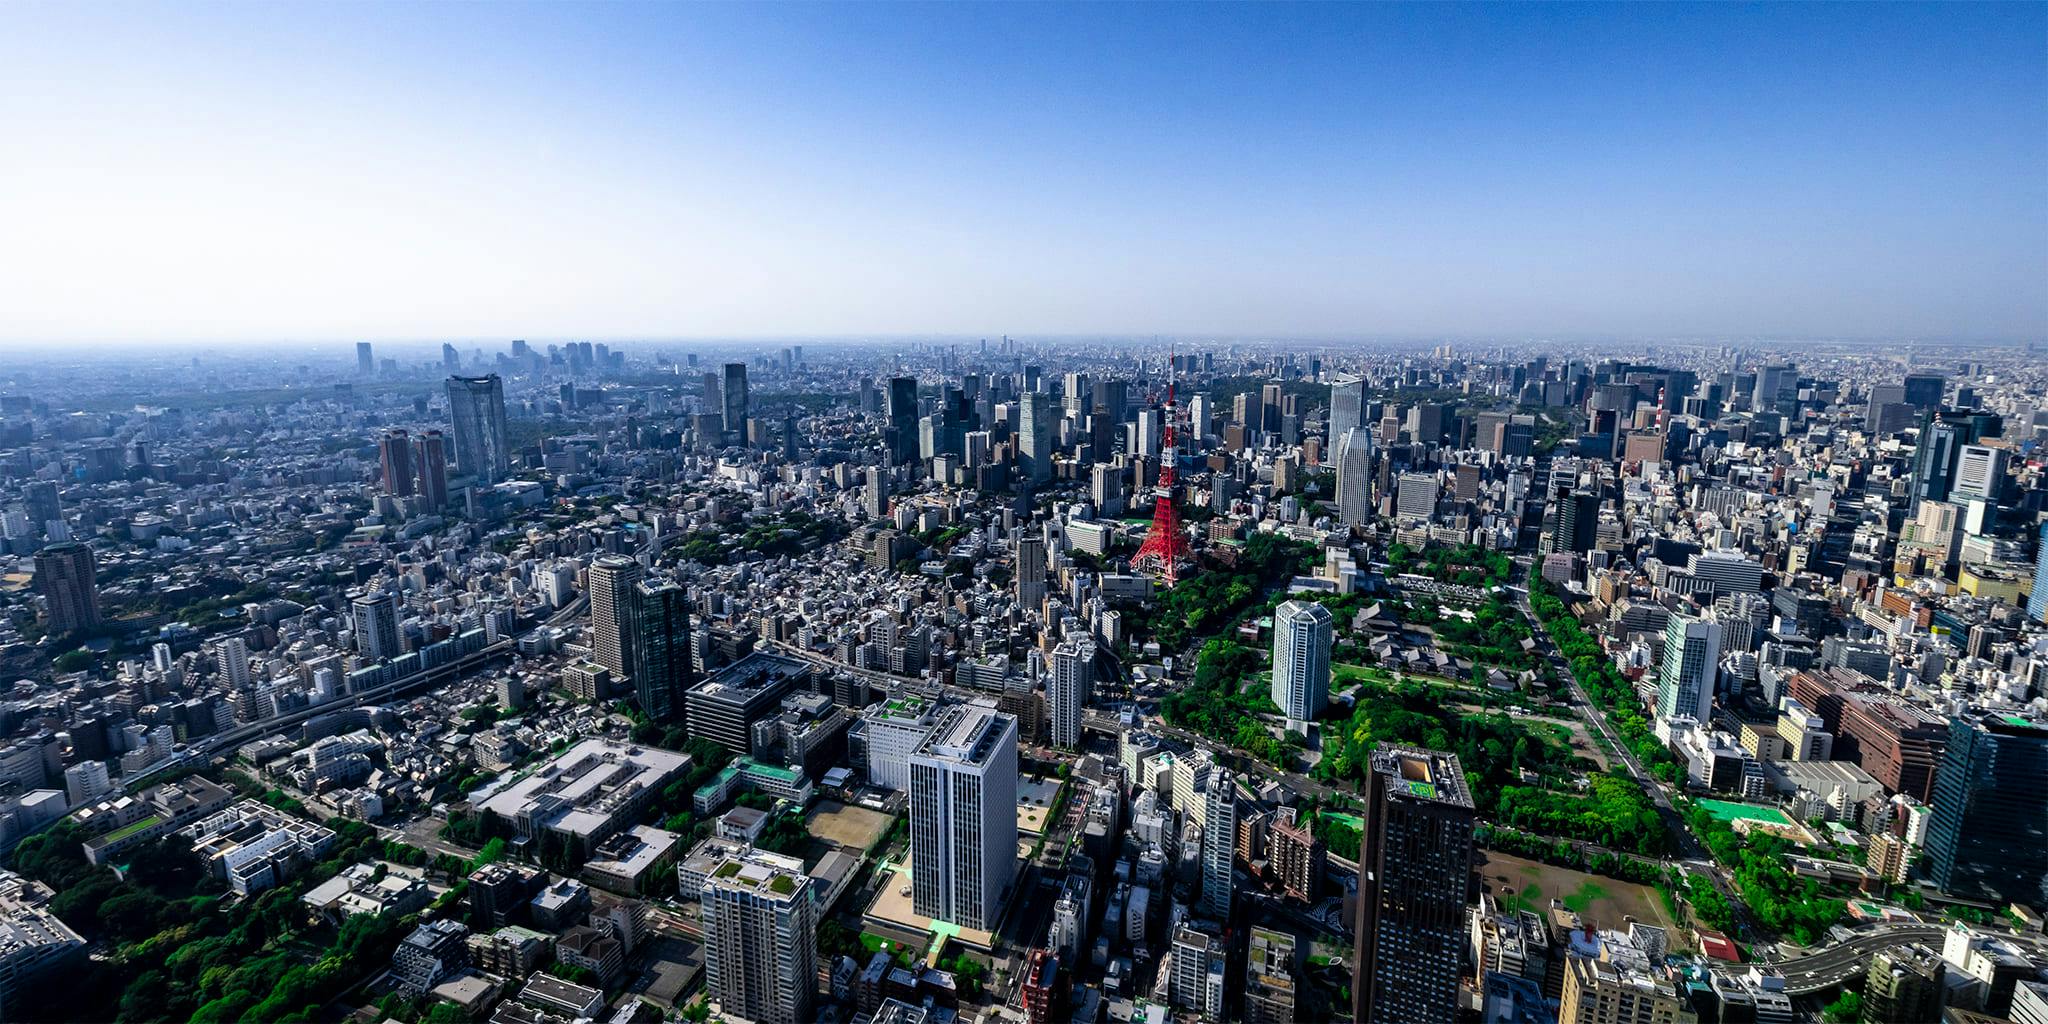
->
943;954;988;998
818;919;866;962
118;970;171;1024
468;837;508;871
1822;990;1862;1023
423;1003;470;1024
548;962;601;987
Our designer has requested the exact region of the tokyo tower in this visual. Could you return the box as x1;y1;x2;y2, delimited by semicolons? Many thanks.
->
1132;374;1192;587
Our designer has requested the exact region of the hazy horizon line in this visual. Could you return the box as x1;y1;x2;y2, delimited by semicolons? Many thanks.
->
0;330;2038;355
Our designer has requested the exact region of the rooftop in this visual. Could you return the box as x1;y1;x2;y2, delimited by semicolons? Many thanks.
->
1369;745;1474;809
470;737;690;839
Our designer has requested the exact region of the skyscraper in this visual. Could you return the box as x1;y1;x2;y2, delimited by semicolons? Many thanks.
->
864;466;890;520
1952;443;2008;502
2030;521;2048;624
701;848;816;1024
21;481;61;539
1901;373;1946;410
1910;409;1992;513
33;542;99;635
1019;392;1053;486
1015;535;1048;612
1328;375;1366;445
379;429;416;496
1395;472;1439;523
415;430;449;511
1134;407;1162;459
588;555;643;685
1049;639;1094;750
1926;713;2048;908
1750;363;1794;414
351;591;400;663
1271;600;1333;726
1654;615;1721;724
356;341;374;374
446;374;510;484
633;580;692;723
911;703;1019;930
1552;488;1600;554
886;376;920;464
1197;766;1236;920
1335;427;1373;527
1092;378;1128;425
441;342;460;370
1062;371;1092;419
1260;382;1283;433
1352;746;1475;1024
722;362;750;442
210;636;252;690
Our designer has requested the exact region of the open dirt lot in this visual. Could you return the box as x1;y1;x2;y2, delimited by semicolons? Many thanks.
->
806;800;895;853
1477;850;1689;950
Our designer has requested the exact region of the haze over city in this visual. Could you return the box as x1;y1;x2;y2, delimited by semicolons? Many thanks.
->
3;2;2045;345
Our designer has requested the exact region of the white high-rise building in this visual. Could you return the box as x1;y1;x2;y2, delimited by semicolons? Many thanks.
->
1170;924;1227;1016
855;697;937;792
1953;444;2007;502
1396;472;1439;523
701;848;816;1024
1135;408;1162;459
1050;639;1095;750
1091;463;1125;517
910;703;1019;930
1329;375;1367;446
1197;766;1237;921
1687;550;1764;595
539;562;578;609
1656;615;1722;724
1336;428;1374;526
63;760;111;807
1271;600;1333;726
1063;372;1092;418
209;636;252;690
588;555;643;684
350;591;401;664
1051;883;1085;962
1188;394;1213;442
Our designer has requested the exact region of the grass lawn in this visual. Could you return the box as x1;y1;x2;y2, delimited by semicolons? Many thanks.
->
102;815;165;843
1696;799;1794;826
861;931;919;967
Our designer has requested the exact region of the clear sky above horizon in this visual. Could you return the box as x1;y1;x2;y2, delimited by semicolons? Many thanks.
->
2;2;2043;346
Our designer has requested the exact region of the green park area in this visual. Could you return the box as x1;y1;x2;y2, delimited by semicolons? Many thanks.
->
1695;799;1794;826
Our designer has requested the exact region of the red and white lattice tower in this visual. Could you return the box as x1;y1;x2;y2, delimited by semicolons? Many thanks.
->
1132;370;1192;587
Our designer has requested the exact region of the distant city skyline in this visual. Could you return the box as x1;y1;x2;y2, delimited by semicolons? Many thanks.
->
3;3;2043;345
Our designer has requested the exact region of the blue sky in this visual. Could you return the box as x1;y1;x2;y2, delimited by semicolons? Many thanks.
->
1;2;2042;344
